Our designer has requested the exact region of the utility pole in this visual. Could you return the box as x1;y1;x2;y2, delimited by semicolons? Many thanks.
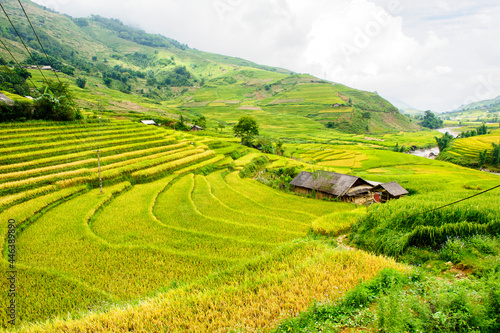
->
97;103;103;195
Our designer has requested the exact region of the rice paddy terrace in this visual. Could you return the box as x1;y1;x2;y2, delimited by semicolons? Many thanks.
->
438;128;500;171
0;120;405;331
1;120;499;332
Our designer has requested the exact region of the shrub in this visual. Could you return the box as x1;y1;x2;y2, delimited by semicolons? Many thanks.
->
76;77;86;89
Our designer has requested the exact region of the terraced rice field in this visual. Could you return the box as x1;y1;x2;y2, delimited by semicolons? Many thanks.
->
1;120;397;330
439;129;500;169
447;130;499;158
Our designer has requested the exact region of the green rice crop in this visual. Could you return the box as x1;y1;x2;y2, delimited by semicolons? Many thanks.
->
224;172;351;217
207;171;316;222
193;174;309;233
16;183;229;303
155;174;297;243
92;175;273;259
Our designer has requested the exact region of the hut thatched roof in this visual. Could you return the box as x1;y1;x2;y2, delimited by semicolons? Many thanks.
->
346;185;373;197
290;171;369;197
375;182;409;197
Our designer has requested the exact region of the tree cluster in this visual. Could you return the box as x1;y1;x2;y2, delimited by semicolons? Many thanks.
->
479;143;500;167
0;80;81;122
421;111;443;129
0;66;31;96
458;124;489;138
435;132;454;153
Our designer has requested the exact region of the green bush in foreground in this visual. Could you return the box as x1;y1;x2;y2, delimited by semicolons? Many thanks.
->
273;267;500;333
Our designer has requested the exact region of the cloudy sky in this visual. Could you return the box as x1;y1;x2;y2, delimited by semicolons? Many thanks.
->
33;0;500;112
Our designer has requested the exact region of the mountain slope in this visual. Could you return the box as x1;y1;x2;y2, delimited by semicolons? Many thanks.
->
440;96;500;124
0;0;418;135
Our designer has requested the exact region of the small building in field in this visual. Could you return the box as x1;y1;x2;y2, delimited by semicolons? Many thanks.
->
141;120;157;126
190;125;204;131
372;182;409;203
290;171;408;204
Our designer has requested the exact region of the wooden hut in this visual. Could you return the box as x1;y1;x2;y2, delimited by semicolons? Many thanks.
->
290;171;408;204
290;171;374;203
373;182;409;203
190;125;204;131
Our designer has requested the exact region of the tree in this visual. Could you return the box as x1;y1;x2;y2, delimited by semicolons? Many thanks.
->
76;77;86;89
479;149;488;167
477;123;488;135
194;116;206;128
491;143;500;165
275;140;285;156
421;111;443;129
217;121;226;132
103;77;112;87
234;116;259;146
33;81;77;121
435;132;454;153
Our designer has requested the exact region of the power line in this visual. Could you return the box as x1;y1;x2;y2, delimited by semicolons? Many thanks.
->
0;2;49;85
0;36;39;90
16;0;62;84
406;184;500;220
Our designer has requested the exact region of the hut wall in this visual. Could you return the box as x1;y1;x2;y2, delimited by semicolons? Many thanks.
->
294;187;312;196
315;191;335;200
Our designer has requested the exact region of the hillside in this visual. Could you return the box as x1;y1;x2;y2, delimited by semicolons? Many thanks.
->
437;128;500;171
440;96;500;124
0;0;418;135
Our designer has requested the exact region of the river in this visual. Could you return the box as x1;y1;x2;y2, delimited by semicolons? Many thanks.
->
410;147;440;159
409;127;459;159
436;127;460;137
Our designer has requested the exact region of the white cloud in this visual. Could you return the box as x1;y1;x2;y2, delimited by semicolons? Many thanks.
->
32;0;500;111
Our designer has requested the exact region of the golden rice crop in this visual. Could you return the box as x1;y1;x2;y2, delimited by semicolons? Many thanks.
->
0;184;57;210
18;242;405;333
0;169;90;194
0;137;177;174
131;150;215;180
208;171;315;222
0;185;86;248
0;142;189;183
224;171;351;217
0;127;158;156
0;125;145;148
16;183;228;306
174;155;225;174
0;133;172;164
98;146;197;173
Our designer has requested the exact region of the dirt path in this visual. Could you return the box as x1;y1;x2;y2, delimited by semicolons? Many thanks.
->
336;234;356;251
